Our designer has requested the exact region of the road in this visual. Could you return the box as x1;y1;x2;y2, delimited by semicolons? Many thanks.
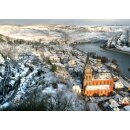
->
88;102;101;111
119;76;130;88
85;94;117;111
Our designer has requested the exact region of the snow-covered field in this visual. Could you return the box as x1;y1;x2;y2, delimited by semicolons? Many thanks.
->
0;25;122;43
0;25;90;110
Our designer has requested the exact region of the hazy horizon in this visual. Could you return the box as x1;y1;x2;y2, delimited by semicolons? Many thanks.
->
0;19;130;26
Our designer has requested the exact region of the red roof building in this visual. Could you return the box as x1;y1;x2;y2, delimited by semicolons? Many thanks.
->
82;55;114;96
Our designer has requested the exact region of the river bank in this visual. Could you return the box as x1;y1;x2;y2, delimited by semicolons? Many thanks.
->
101;46;130;55
75;42;130;79
73;40;130;55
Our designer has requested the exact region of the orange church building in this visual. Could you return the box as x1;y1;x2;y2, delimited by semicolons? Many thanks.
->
82;55;114;96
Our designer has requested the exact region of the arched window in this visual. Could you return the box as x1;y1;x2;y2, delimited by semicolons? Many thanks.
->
96;81;98;85
98;81;100;85
107;81;109;84
102;81;104;85
104;81;107;85
103;81;105;85
109;81;110;85
89;82;91;85
110;81;113;85
93;81;95;85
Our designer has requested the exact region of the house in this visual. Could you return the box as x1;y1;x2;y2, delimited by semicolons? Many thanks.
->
115;81;124;89
119;97;130;105
72;85;81;94
109;99;120;107
68;60;76;67
49;55;60;63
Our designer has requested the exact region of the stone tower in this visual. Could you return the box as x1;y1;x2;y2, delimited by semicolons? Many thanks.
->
82;54;92;91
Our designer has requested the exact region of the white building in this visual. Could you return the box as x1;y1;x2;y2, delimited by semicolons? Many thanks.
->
72;85;81;94
68;60;76;67
115;81;124;89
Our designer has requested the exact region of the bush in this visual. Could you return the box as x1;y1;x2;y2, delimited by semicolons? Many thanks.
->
3;89;47;111
0;38;5;42
115;67;120;74
111;59;118;65
46;58;52;65
3;89;72;111
3;87;89;111
51;64;57;72
52;82;58;89
101;56;109;64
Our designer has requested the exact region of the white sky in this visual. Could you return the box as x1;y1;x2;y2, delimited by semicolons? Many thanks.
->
0;19;130;26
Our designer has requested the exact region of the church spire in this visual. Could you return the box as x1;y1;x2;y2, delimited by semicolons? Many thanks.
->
82;53;92;89
85;53;91;67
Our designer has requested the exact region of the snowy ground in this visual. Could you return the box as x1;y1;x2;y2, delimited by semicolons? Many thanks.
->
106;27;130;52
0;25;122;43
0;24;130;111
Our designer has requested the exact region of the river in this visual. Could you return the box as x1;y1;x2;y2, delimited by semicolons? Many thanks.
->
76;42;130;78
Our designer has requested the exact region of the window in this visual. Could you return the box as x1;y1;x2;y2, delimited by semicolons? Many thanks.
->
109;81;110;85
102;81;104;85
93;81;95;85
89;82;92;85
98;81;100;85
96;81;98;85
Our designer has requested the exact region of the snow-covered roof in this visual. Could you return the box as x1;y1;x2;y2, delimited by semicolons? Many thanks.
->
124;106;130;111
42;86;56;94
86;85;110;90
94;72;112;79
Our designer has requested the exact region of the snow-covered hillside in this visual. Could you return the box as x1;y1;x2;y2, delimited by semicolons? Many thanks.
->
0;24;130;111
105;27;130;52
0;25;122;43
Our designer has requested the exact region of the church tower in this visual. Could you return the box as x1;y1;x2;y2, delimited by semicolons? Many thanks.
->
82;54;93;91
82;54;114;96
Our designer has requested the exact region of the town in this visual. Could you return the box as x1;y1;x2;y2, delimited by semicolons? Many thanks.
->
0;25;130;111
39;41;130;111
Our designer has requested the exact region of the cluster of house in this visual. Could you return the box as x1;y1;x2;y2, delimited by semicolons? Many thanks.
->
36;42;129;105
38;43;86;89
101;96;130;111
81;54;130;97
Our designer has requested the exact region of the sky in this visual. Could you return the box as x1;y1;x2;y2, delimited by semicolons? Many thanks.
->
0;19;130;26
